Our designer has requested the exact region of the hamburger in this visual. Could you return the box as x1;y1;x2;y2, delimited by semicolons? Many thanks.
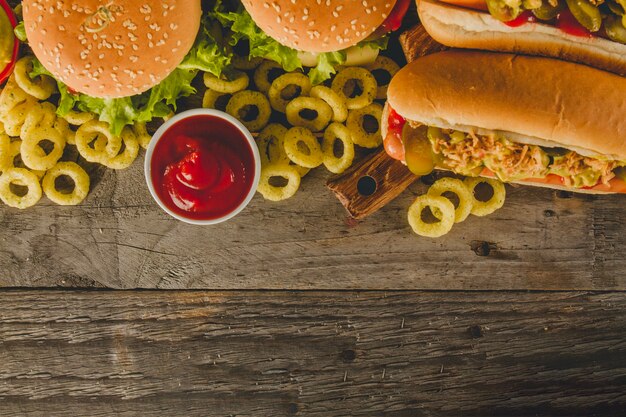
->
210;0;410;83
382;50;626;194
417;0;626;75
15;0;209;134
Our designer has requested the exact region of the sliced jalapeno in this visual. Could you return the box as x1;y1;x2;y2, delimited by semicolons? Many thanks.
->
486;0;523;21
605;14;626;44
565;0;602;31
607;0;625;15
532;0;565;19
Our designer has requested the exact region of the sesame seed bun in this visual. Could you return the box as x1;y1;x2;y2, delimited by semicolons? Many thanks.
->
23;0;201;99
241;0;396;53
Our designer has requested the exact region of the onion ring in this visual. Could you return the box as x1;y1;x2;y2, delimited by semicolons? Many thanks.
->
0;133;11;172
268;73;311;113
19;102;56;139
257;124;310;177
257;123;289;166
254;60;285;94
132;122;152;150
75;121;122;163
257;164;301;202
232;55;263;70
0;168;42;209
407;195;455;238
0;78;33;128
54;117;76;146
365;56;400;100
0;79;38;137
203;70;249;94
20;106;66;171
13;56;56;100
226;90;271;132
100;127;139;170
346;103;383;148
322;122;354;174
6;140;45;178
428;177;473;223
331;67;377;110
310;85;348;123
42;161;90;205
62;110;96;126
464;177;506;216
283;127;323;169
202;89;231;112
286;97;333;132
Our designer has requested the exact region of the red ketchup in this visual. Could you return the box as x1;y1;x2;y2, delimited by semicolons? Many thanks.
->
500;7;594;38
150;115;256;221
383;106;407;161
556;9;593;37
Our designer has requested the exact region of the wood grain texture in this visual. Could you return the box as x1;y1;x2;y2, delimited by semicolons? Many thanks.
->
327;149;418;219
0;290;624;417
398;24;448;63
3;163;626;290
3;2;626;290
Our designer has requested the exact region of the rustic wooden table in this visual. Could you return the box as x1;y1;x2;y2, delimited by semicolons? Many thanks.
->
1;1;625;415
1;154;625;416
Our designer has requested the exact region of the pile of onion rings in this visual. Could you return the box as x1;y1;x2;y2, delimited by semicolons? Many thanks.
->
0;56;151;209
408;176;507;238
201;57;400;202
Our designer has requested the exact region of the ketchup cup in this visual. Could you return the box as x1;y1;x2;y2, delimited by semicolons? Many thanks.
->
144;109;261;225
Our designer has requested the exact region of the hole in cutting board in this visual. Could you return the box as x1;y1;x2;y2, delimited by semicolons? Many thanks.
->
357;175;377;196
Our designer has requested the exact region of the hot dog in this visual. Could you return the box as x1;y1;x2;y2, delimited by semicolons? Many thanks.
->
417;0;626;75
382;50;626;194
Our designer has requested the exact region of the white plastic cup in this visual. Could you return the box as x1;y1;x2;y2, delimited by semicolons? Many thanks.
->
144;109;261;225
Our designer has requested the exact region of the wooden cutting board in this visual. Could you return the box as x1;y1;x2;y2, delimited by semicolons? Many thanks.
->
327;24;448;219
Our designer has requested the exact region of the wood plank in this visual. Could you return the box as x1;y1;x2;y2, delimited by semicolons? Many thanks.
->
3;2;626;290
0;290;623;416
2;163;626;290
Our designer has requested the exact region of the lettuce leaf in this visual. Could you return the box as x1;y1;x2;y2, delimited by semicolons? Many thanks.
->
209;0;389;85
358;35;390;52
178;17;231;77
308;52;346;86
210;4;302;73
30;59;197;135
13;22;26;42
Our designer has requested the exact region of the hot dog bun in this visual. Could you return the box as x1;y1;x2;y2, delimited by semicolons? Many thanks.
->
387;50;626;160
417;0;626;76
383;51;626;194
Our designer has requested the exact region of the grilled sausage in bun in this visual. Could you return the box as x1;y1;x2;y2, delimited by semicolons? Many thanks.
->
382;50;626;193
417;0;626;75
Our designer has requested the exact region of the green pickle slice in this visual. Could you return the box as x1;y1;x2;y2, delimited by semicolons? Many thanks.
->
605;15;626;44
532;0;565;20
565;0;602;32
485;0;522;21
402;124;435;176
607;0;625;15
